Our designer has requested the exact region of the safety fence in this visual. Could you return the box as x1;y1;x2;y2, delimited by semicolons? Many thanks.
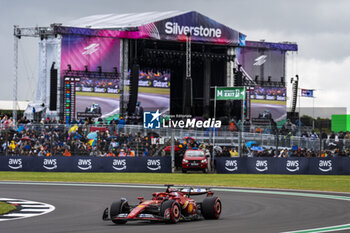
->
0;123;348;156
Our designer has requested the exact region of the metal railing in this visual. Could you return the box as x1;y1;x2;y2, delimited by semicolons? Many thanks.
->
0;123;346;157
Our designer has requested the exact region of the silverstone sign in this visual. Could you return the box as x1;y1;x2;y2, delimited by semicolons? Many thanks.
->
215;87;246;100
165;22;222;38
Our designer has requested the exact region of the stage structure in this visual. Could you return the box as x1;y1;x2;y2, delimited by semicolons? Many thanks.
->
15;11;298;123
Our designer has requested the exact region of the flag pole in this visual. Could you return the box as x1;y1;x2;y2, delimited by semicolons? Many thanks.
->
213;86;217;146
312;89;315;130
298;88;301;137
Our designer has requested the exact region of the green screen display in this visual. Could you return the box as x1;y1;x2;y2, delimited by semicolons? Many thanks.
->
331;115;350;132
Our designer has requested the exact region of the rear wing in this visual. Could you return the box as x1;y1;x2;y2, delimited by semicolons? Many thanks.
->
164;184;213;196
178;188;213;196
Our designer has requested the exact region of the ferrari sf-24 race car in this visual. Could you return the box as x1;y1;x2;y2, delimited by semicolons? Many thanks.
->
102;185;222;224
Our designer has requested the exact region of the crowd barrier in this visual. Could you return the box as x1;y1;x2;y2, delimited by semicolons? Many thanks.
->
0;156;171;173
216;157;350;175
2;156;349;175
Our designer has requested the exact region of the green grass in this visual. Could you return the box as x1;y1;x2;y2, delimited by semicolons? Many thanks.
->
138;87;170;95
251;99;286;106
76;87;169;99
76;92;120;98
0;201;16;215
1;172;350;193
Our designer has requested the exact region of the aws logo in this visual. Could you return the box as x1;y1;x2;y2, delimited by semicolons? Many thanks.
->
8;158;22;170
319;160;332;172
255;160;268;172
147;159;161;171
77;159;92;170
286;160;299;172
43;159;57;170
225;160;238;172
112;159;127;171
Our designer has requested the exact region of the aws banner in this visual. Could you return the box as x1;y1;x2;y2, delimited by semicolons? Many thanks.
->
0;156;171;173
216;157;350;175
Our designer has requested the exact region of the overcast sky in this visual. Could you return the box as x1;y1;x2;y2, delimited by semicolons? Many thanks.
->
1;0;349;113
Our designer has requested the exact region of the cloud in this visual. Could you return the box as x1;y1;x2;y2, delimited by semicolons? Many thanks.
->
241;28;350;61
297;56;350;110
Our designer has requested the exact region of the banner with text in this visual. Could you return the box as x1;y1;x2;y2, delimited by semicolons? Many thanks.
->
215;87;246;100
216;157;350;175
0;156;171;173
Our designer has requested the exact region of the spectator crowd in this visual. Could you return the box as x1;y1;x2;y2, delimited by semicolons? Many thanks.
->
0;115;166;157
1;114;350;159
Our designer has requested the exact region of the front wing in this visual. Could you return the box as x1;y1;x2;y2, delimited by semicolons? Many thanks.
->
102;208;201;222
102;208;164;222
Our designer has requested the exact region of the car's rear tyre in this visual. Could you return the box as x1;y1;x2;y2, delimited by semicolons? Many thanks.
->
182;169;187;173
202;196;221;219
110;200;129;224
160;200;181;223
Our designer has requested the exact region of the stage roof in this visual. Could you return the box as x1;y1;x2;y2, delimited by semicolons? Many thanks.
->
65;11;190;29
0;100;29;111
56;11;246;46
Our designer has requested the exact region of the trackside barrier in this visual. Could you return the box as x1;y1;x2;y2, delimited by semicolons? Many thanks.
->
0;156;171;173
3;156;350;175
216;157;350;175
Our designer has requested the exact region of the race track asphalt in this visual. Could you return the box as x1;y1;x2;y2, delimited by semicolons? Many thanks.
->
1;182;350;233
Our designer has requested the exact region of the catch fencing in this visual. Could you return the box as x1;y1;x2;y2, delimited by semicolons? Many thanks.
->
1;123;348;156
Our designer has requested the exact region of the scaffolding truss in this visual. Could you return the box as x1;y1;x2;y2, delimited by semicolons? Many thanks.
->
13;25;58;122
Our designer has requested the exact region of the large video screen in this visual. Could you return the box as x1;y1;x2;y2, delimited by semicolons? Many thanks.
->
61;35;121;118
237;47;285;82
250;87;286;124
127;70;171;113
61;35;170;119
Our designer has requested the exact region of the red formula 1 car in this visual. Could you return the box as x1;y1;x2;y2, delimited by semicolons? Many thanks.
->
102;185;222;224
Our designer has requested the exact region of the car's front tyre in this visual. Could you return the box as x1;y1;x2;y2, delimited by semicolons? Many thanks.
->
110;200;129;224
160;200;181;223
